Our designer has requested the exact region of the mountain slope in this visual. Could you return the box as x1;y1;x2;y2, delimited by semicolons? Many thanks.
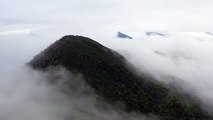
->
29;35;211;120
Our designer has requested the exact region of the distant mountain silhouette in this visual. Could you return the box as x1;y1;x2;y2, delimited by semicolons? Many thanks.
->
146;32;165;36
206;32;213;36
28;32;38;36
154;50;193;60
117;32;133;39
29;35;211;120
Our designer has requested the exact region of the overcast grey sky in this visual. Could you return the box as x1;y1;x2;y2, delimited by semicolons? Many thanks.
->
1;0;213;65
1;0;213;34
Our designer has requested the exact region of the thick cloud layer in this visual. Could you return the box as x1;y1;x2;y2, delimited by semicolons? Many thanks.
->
1;0;213;119
1;31;213;119
100;32;213;111
0;65;157;120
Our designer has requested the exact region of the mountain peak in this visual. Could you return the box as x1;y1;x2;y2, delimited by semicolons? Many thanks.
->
29;35;211;120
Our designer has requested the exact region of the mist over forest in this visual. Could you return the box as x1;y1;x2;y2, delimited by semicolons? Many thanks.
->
1;0;213;120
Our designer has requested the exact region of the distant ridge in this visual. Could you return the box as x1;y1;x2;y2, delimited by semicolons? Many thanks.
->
117;32;133;39
146;32;165;36
206;32;213;36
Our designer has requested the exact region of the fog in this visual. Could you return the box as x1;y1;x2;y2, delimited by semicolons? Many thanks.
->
1;0;213;119
101;32;213;111
0;65;157;120
1;31;213;119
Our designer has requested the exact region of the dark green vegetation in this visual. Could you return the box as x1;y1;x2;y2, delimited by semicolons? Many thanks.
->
29;35;212;120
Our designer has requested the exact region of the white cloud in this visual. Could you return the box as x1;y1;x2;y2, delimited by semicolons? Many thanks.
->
0;29;33;35
0;65;155;120
99;32;213;111
1;0;213;118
